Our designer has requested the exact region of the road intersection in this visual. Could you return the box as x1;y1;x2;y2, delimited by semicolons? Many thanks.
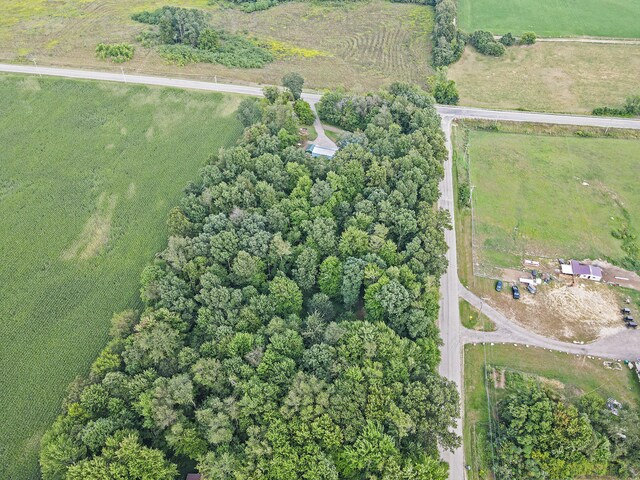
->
2;63;639;479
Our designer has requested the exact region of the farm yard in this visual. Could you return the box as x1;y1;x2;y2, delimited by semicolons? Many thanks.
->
0;75;242;479
453;122;640;341
0;0;434;92
464;344;640;480
449;42;640;114
457;0;640;38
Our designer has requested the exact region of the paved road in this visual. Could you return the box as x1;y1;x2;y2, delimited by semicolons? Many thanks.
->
0;63;337;150
5;64;640;134
438;105;640;130
437;118;465;479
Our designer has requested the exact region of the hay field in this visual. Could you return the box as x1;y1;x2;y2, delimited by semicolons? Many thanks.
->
449;42;640;114
0;0;434;92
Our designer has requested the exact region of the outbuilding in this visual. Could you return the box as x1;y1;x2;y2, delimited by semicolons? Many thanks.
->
306;144;338;158
563;260;603;281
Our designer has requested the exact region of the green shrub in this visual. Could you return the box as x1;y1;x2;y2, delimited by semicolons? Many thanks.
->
469;30;505;56
593;96;640;117
95;43;134;63
240;0;280;12
458;182;471;208
159;35;273;68
294;100;315;125
520;31;537;45
499;32;515;46
198;28;220;51
428;67;459;105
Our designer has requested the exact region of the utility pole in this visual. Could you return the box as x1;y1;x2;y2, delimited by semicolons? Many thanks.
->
121;67;126;83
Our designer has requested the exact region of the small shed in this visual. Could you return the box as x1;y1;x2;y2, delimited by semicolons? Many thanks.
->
186;474;202;480
306;144;338;158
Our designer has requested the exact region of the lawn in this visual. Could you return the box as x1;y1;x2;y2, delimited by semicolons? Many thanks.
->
457;0;640;38
466;128;640;275
460;299;495;331
464;344;640;480
0;0;434;92
0;75;242;479
448;42;640;114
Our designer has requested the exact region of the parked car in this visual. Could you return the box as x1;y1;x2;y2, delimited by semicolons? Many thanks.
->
512;285;520;300
527;284;536;294
624;316;634;323
495;280;503;292
627;322;637;329
622;308;631;315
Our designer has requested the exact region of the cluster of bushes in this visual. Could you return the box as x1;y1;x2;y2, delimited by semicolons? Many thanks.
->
40;83;460;479
594;95;640;117
238;0;280;13
95;43;134;63
494;376;640;479
469;30;505;57
468;30;536;57
157;37;273;68
432;0;466;66
132;6;273;68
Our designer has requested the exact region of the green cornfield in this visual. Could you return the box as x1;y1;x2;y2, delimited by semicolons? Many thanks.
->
0;75;242;479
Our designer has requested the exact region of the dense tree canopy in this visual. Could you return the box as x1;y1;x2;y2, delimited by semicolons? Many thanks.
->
494;377;640;479
40;84;458;479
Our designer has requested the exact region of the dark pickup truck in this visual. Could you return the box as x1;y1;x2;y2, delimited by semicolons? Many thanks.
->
512;285;520;300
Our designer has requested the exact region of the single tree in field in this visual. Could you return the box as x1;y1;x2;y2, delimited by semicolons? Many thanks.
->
427;67;459;105
282;72;304;100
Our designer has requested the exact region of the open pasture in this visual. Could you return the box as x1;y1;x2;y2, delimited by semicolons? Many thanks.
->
457;0;640;38
465;129;640;275
0;75;241;479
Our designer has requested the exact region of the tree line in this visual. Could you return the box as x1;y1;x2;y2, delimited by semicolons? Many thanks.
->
40;83;460;479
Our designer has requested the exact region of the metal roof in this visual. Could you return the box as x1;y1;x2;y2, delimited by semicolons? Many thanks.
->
311;145;338;158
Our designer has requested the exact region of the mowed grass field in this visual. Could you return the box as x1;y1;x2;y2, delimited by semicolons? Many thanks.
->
0;75;242;479
464;344;640;480
457;0;640;38
448;42;640;114
0;0;434;92
467;129;640;273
